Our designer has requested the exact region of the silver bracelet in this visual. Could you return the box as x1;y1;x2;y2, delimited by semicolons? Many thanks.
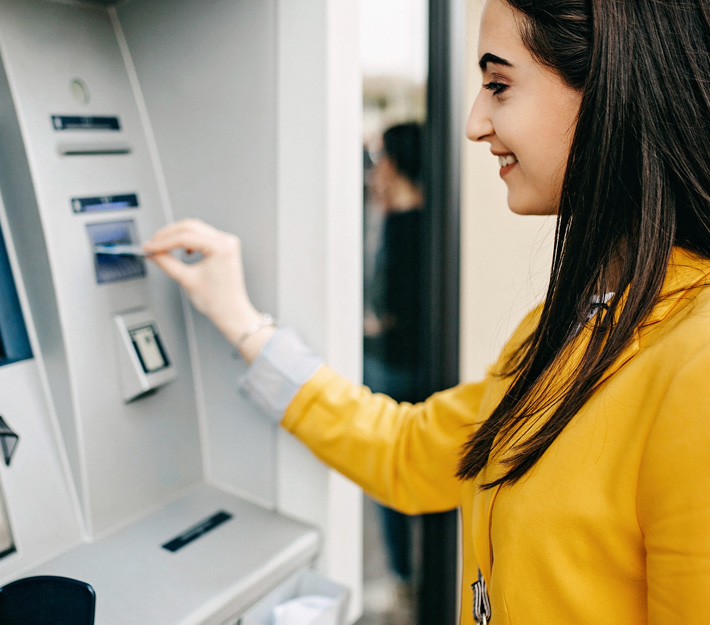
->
234;313;277;351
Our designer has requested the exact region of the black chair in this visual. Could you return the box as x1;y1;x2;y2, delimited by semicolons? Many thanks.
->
0;575;95;624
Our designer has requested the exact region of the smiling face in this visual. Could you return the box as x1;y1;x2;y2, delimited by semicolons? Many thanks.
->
467;0;583;215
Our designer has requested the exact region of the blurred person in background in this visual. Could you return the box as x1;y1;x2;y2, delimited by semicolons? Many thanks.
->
363;122;425;620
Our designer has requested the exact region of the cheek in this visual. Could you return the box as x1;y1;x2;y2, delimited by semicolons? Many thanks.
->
500;108;573;215
492;87;579;180
517;110;575;185
494;104;543;157
546;95;580;166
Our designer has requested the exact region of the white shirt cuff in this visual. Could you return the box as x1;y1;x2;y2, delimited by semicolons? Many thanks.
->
238;327;324;424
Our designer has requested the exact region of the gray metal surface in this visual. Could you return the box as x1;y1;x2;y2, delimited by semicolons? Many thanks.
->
0;359;84;582
116;0;280;505
24;485;319;625
0;0;358;620
0;0;203;537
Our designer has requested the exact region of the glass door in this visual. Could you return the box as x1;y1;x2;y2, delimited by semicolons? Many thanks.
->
359;1;462;623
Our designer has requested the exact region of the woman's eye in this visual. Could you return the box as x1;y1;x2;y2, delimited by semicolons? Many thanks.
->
483;81;509;96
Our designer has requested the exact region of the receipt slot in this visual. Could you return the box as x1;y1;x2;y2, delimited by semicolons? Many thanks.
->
114;310;176;402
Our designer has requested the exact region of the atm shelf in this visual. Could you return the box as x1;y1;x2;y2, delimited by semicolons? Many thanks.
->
14;485;319;625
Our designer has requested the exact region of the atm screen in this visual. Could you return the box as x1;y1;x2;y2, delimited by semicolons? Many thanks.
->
0;225;31;366
129;324;169;374
52;114;121;131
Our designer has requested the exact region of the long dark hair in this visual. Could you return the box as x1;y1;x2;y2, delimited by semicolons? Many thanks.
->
458;0;710;487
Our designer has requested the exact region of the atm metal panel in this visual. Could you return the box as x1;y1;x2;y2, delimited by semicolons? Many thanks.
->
0;0;202;537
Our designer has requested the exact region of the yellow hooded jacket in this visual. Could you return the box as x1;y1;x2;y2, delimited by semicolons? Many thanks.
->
282;248;710;625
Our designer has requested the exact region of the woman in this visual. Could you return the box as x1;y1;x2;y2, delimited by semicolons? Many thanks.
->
145;0;710;623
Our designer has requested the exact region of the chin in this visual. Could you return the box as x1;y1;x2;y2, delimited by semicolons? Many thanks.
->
507;193;557;216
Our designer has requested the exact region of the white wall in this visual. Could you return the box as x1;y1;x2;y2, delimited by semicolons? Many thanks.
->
459;1;555;382
276;2;363;620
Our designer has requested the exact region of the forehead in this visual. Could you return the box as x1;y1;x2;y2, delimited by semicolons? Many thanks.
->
478;0;529;68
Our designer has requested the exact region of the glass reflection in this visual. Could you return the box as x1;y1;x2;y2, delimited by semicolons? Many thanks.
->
360;2;428;624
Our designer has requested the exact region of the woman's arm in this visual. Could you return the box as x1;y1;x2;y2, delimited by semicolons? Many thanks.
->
637;347;710;622
143;219;275;363
281;365;485;513
146;219;485;513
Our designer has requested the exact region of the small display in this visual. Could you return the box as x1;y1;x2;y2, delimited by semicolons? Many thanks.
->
114;310;177;402
0;225;32;366
88;220;146;284
52;115;120;131
0;480;16;561
129;324;169;374
72;193;139;214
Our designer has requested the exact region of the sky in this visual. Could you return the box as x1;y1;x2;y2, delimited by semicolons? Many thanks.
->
359;0;428;83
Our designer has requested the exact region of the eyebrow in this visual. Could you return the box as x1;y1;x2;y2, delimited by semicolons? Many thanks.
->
479;53;513;71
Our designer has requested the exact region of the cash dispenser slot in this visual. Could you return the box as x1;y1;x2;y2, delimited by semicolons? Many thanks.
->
88;220;146;284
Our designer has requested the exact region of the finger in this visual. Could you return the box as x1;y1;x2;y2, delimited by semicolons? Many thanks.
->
144;219;207;247
144;220;219;256
148;251;196;287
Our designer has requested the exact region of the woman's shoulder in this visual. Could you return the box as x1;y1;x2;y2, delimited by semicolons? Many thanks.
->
640;247;710;345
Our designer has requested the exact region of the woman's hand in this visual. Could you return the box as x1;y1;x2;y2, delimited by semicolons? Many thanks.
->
143;219;275;362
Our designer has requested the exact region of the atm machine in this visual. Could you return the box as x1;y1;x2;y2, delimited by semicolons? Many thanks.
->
0;0;362;623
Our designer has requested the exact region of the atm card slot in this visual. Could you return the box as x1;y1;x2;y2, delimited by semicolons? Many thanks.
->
58;142;131;156
88;220;146;284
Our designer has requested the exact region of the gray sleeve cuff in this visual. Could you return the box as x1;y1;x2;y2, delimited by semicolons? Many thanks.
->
238;327;324;424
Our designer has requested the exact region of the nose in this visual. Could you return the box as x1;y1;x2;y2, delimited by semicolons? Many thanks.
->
466;89;494;143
